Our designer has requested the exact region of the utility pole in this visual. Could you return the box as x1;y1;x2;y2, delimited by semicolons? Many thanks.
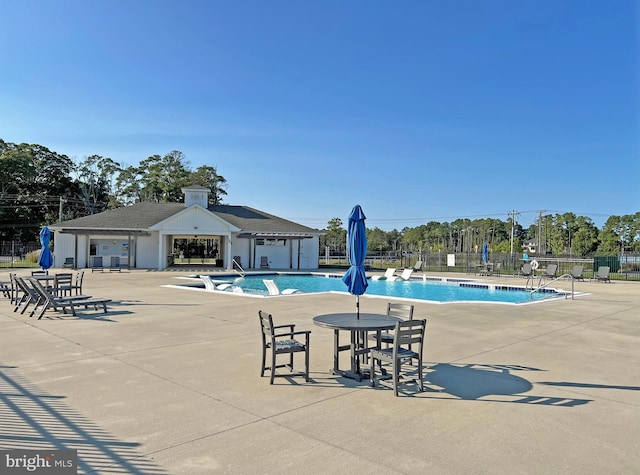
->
508;210;519;256
59;197;65;223
536;210;546;255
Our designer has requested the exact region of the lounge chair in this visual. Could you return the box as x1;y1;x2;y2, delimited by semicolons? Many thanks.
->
538;264;558;283
570;265;584;281
594;266;611;283
27;277;111;319
412;260;423;272
388;268;413;282
263;279;301;295
200;275;217;291
520;263;533;278
372;268;397;281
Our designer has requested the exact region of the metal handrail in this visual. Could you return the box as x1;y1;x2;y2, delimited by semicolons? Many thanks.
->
530;273;575;300
232;258;245;276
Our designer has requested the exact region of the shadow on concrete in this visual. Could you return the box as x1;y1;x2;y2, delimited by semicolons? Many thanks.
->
421;363;592;406
0;366;167;474
539;381;640;391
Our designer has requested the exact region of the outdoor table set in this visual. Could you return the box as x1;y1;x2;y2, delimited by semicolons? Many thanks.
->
313;312;401;382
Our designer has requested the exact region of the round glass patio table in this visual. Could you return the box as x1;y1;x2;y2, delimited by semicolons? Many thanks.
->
313;313;401;382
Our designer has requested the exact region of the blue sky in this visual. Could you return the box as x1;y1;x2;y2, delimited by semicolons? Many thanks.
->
1;0;638;231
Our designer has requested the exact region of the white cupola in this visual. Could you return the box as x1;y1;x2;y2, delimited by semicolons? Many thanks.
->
182;185;210;208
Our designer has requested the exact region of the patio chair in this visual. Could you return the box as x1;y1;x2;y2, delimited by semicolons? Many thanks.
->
570;265;584;281
109;256;121;272
27;277;110;319
520;263;533;278
62;257;75;269
260;256;270;269
594;266;611;283
258;310;310;384
369;319;427;397
388;268;413;281
368;303;414;348
493;262;501;276
538;264;558;283
0;281;9;300
372;268;397;281
92;256;104;272
69;270;85;295
262;279;301;295
54;272;74;297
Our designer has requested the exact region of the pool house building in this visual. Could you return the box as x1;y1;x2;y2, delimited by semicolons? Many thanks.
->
49;186;322;271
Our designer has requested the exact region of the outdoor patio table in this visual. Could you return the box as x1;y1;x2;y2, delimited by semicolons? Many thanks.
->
313;313;401;382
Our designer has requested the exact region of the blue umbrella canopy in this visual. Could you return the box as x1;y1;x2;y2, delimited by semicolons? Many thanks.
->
37;226;54;272
342;205;368;318
482;242;488;263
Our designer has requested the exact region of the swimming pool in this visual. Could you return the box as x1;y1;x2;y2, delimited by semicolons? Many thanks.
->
181;273;569;304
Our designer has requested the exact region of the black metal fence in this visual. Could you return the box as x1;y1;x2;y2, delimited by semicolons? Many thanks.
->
0;240;41;268
322;252;640;282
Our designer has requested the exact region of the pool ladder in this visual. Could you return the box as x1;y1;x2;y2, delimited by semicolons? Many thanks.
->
232;258;245;277
529;274;575;300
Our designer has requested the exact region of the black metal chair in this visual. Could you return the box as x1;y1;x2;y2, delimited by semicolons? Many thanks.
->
370;319;427;397
259;310;310;384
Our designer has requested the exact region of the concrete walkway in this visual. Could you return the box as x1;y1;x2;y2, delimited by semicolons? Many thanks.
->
1;269;638;474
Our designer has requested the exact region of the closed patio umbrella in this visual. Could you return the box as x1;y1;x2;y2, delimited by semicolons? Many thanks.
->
37;226;54;273
482;242;488;263
342;205;368;319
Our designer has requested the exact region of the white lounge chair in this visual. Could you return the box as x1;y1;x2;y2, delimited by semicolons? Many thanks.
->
263;279;300;295
372;268;396;281
388;268;414;282
200;275;216;291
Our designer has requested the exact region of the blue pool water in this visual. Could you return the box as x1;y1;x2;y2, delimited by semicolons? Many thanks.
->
203;273;562;304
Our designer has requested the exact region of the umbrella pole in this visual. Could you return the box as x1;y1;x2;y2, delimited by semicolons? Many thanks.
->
356;295;360;319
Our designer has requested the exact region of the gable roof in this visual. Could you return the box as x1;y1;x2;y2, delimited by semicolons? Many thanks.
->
50;202;320;234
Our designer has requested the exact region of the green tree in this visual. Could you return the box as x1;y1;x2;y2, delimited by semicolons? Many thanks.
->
190;165;228;205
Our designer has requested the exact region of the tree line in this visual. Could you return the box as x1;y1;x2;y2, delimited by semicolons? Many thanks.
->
2;137;638;256
321;212;640;258
0;138;227;241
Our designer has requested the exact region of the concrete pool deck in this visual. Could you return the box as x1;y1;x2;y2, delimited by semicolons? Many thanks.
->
1;268;638;474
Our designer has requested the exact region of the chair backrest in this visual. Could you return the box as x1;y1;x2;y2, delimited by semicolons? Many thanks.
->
545;264;557;276
55;273;73;291
571;265;583;277
387;303;414;320
200;275;216;291
110;256;120;267
260;256;270;268
75;270;84;286
92;256;103;268
15;276;36;297
63;257;74;268
384;268;396;278
413;260;423;270
400;268;413;280
495;262;501;270
597;266;610;278
263;279;280;296
392;319;427;359
258;310;275;342
27;277;55;300
31;270;46;276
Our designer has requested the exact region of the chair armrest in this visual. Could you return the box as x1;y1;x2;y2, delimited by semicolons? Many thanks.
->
273;330;310;339
272;324;295;331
